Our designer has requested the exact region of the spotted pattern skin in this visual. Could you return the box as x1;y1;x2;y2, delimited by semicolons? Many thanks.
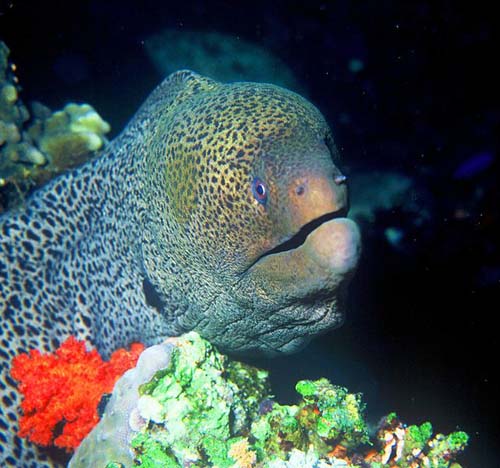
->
0;71;360;466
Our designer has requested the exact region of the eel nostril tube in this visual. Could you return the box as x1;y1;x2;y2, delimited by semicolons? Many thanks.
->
334;174;347;185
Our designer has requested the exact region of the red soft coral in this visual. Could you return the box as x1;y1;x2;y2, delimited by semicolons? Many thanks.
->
11;336;144;451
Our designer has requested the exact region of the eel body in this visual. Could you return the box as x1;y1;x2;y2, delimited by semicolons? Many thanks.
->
0;71;361;466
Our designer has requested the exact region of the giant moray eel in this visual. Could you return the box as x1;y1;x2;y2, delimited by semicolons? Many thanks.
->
0;71;361;466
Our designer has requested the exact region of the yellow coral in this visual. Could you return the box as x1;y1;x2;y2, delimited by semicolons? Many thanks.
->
4;142;46;165
228;438;256;468
39;133;100;168
37;103;110;169
66;103;111;134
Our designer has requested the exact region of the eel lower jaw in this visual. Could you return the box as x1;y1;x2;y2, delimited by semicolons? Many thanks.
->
244;211;361;280
245;207;348;268
264;207;349;258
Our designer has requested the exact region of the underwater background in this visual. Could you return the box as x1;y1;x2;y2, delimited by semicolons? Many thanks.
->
1;0;498;466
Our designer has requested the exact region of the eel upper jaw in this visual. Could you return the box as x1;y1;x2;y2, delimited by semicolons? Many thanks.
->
244;206;349;273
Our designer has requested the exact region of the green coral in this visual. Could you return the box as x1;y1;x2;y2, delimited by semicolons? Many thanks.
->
249;378;369;463
402;422;469;468
131;432;179;467
251;402;304;461
88;333;467;468
376;413;468;468
132;332;269;467
428;431;469;463
404;421;434;454
296;378;369;448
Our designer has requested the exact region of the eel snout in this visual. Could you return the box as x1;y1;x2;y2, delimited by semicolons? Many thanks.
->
249;170;361;279
288;169;348;231
283;169;360;276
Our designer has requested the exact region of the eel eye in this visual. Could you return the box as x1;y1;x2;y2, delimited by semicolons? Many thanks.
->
251;177;268;204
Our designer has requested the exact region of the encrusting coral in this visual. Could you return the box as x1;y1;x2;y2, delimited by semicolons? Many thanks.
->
35;102;110;169
68;341;178;467
15;332;461;468
10;332;469;466
11;336;143;451
70;333;270;467
368;413;469;468
0;41;110;211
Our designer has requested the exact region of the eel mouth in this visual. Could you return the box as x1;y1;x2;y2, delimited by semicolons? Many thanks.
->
247;207;349;270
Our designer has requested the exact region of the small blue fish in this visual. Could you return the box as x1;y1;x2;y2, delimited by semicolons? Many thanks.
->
453;151;494;179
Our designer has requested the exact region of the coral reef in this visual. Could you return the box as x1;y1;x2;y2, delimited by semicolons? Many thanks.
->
69;341;178;467
0;41;110;212
70;333;270;467
250;378;369;465
65;332;467;467
369;413;469;468
32;102;110;169
145;29;302;92
11;336;143;451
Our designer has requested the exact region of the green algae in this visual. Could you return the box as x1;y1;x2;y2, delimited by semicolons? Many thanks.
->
374;414;469;468
295;378;369;448
132;332;269;467
101;332;468;467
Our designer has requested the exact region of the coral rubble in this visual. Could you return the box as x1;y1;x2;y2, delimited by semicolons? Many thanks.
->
0;41;110;212
65;332;467;467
